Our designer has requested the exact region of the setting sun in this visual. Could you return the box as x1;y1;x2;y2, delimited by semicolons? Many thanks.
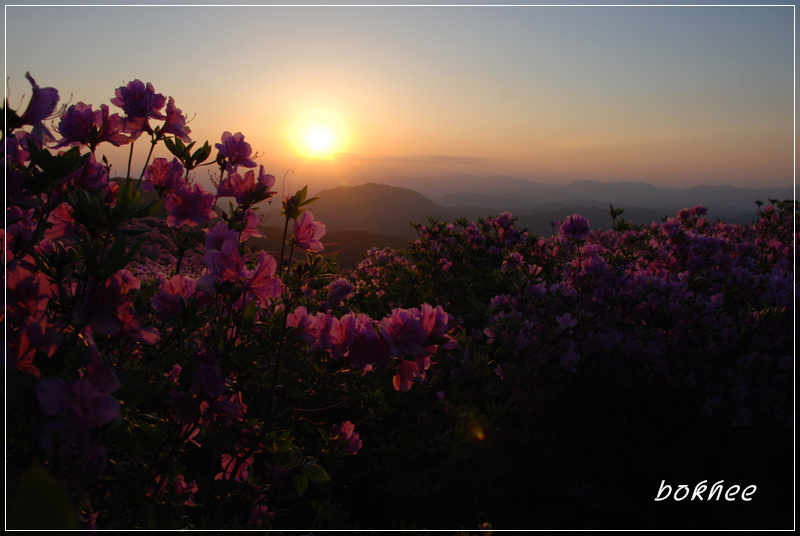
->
290;111;348;159
304;126;334;156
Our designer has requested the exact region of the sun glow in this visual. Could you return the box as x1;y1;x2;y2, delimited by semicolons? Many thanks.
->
290;111;348;159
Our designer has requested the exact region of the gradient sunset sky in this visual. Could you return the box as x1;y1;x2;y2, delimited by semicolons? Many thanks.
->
4;2;795;193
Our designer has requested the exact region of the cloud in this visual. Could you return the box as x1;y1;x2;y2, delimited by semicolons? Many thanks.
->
337;153;490;166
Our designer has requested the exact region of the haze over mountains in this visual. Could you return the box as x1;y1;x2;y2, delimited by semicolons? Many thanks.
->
257;176;793;268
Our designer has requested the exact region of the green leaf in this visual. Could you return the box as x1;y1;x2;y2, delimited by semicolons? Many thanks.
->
8;464;78;529
191;141;212;166
302;461;331;483
292;473;309;498
241;297;257;329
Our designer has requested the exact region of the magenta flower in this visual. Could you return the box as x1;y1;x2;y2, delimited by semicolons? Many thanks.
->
420;303;449;339
239;210;265;241
217;165;276;207
555;313;577;330
6;265;51;322
165;183;217;228
110;79;166;139
215;131;257;169
214;453;255;483
559;214;590;241
44;203;75;241
204;221;240;252
330;421;362;455
318;314;348;359
153;274;196;319
200;235;245;289
54;102;129;149
17;72;60;143
36;368;121;455
159;96;192;143
341;313;391;370
242;251;282;308
56;152;108;193
379;308;428;357
53;102;96;147
13;316;63;378
293;211;326;252
393;359;418;392
143;157;186;195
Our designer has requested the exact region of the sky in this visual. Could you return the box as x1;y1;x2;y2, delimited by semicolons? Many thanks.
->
4;2;795;193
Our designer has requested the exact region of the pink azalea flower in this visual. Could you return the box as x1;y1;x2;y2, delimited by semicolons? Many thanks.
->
159;96;192;143
555;313;578;330
330;421;362;455
242;251;282;308
214;453;255;482
152;274;196;320
54;102;129;149
6;265;51;322
420;303;449;338
95;104;131;147
215;131;257;169
117;302;160;344
143;157;186;195
287;306;318;344
204;221;239;252
200;232;245;287
293;210;326;252
216;165;276;207
56;152;108;193
110;79;167;139
342;313;390;370
393;359;418;391
559;214;590;241
174;475;199;506
165;183;217;228
239;210;265;241
318;313;348;359
36;372;121;454
17;72;60;143
53;102;96;147
13;316;63;377
44;203;75;241
379;308;427;357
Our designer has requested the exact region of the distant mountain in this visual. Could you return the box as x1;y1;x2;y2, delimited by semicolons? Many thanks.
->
245;178;794;269
268;182;459;239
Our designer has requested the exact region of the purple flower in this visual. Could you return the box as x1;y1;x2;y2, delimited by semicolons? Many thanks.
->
165;183;217;228
215;131;257;169
559;214;590;241
379;308;428;357
242;251;282;308
143;157;186;195
204;221;239;251
330;421;362;455
555;313;577;330
293;211;326;252
17;72;60;143
239;209;265;241
110;79;166;139
152;274;196;319
54;102;129;149
159;96;192;143
217;165;276;207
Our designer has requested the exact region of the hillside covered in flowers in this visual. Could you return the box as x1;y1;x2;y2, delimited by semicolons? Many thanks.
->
4;75;795;530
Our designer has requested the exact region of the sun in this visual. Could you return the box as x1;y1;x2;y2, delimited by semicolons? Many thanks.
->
290;111;348;159
304;126;335;156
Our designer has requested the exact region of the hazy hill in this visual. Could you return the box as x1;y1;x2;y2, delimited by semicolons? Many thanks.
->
265;182;459;239
308;183;460;238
